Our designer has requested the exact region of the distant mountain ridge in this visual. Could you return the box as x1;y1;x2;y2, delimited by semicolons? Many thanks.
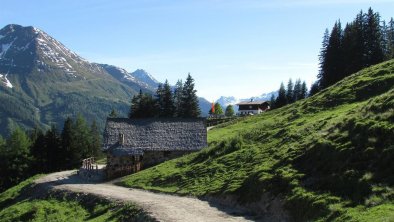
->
216;91;277;108
0;24;210;135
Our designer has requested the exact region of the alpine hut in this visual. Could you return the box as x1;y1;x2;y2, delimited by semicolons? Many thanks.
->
103;118;207;179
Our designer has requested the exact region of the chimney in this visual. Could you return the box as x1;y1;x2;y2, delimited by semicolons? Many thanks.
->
119;133;125;145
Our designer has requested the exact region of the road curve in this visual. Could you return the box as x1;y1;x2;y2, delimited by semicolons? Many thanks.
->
35;171;252;222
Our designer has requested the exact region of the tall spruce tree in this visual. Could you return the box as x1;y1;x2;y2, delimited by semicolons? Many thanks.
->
293;79;302;101
269;94;276;109
286;79;294;103
180;74;200;118
364;8;384;66
387;18;394;59
276;82;287;108
173;79;183;117
160;80;175;117
320;20;344;88
300;81;308;99
318;28;330;91
155;83;164;116
89;120;102;158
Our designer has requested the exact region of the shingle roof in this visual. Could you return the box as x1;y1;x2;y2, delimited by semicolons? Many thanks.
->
236;101;269;105
103;118;207;152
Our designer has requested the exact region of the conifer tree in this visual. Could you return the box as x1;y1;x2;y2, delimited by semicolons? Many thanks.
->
276;82;287;108
4;127;32;187
61;117;74;168
300;81;308;99
180;74;200;118
319;21;344;88
161;80;175;117
225;105;235;117
45;125;62;171
89;120;102;158
387;18;394;59
129;90;143;118
286;79;294;104
364;8;384;66
173;80;183;117
155;83;164;115
269;94;276;109
293;79;302;101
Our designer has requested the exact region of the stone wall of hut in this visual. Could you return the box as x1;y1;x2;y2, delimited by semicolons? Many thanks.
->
143;150;193;168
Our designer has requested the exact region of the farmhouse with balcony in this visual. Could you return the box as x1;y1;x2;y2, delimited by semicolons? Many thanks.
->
236;100;270;115
103;118;207;179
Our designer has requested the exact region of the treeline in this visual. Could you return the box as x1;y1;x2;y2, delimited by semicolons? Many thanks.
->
314;8;394;93
128;74;200;118
270;78;308;109
0;115;102;192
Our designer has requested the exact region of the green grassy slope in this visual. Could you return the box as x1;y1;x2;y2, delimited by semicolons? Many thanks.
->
120;59;394;221
0;175;155;222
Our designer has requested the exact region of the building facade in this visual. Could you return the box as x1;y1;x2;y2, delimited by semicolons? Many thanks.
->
103;118;207;179
236;101;270;115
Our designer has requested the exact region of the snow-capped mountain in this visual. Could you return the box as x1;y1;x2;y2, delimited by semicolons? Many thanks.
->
0;24;212;134
130;69;160;90
98;64;157;92
0;24;152;134
216;91;278;108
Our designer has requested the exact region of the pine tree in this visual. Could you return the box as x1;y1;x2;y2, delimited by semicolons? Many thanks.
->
293;79;302;101
269;94;276;109
387;18;394;59
155;83;164;116
225;105;235;117
317;28;330;91
276;82;287;108
300;81;308;99
173;80;183;117
4;127;32;187
70;114;91;167
129;90;143;118
89;120;102;158
61;117;74;168
180;74;200;118
45;125;62;171
214;102;224;115
364;8;384;66
161;80;175;117
286;79;294;104
342;17;364;77
320;20;344;88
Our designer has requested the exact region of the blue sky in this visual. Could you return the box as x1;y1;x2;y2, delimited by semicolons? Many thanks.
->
1;0;393;101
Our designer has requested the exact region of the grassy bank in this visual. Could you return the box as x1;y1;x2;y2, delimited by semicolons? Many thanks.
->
120;60;394;221
0;175;155;222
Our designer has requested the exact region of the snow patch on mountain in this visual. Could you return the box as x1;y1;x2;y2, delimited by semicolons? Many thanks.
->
0;38;17;58
0;74;13;88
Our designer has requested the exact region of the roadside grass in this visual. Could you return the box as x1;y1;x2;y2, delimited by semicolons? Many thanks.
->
0;175;155;222
120;59;394;221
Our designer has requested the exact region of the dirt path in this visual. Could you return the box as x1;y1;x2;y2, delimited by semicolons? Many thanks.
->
35;171;252;222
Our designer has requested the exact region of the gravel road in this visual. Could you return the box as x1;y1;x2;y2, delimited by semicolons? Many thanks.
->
35;170;253;222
